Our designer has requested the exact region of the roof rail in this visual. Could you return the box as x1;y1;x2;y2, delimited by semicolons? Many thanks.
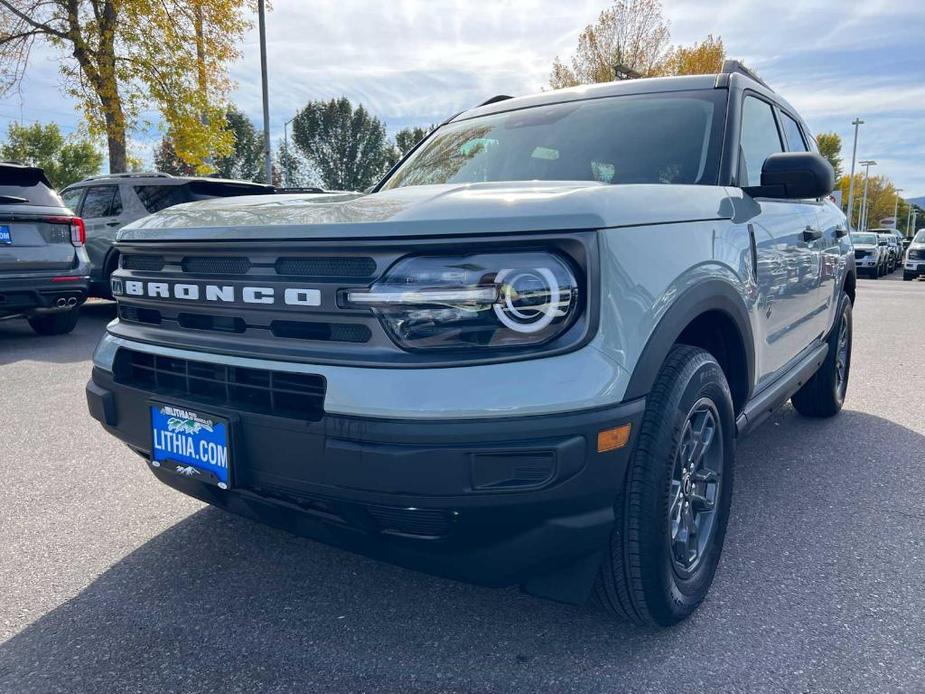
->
477;94;514;107
82;171;175;181
719;60;772;91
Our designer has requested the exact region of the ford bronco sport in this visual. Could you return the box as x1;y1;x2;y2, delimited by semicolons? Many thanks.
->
86;62;856;626
0;163;89;335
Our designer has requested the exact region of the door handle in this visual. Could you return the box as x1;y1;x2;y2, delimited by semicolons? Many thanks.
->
835;226;848;238
106;221;121;227
802;227;823;242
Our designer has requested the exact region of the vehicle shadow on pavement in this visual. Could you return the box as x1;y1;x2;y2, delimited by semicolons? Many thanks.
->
2;407;924;692
0;302;115;366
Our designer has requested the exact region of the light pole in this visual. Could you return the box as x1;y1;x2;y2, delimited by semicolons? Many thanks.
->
258;0;272;184
892;188;904;230
283;116;296;187
858;160;876;232
845;118;863;229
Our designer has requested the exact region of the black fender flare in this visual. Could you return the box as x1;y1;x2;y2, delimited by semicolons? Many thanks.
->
624;279;756;403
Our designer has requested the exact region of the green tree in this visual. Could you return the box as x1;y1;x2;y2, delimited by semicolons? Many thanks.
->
213;107;266;182
0;0;254;173
153;138;196;176
0;122;102;188
291;97;393;191
394;126;432;155
550;0;671;88
816;132;843;179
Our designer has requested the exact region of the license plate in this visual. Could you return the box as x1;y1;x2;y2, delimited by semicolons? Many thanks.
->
150;403;231;489
0;226;11;244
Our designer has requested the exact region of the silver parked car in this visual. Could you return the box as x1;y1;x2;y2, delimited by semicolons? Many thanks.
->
60;173;274;297
87;63;855;627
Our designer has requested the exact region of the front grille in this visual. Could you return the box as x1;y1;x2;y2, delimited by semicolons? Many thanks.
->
270;320;371;343
114;349;325;420
367;506;453;538
119;305;162;325
182;256;252;274
122;255;165;271
854;250;869;259
275;256;376;277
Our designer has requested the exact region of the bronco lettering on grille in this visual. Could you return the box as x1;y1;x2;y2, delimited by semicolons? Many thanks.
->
118;279;321;306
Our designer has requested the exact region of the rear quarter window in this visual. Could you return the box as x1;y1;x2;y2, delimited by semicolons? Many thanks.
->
133;185;192;213
81;185;119;218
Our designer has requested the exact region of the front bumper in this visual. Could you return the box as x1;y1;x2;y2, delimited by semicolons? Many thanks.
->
0;274;89;317
904;260;925;278
86;360;645;602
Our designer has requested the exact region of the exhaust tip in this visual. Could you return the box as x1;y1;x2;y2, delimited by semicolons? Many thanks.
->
55;297;67;308
66;297;78;307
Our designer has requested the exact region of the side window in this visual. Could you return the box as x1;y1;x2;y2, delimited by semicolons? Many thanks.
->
133;185;189;214
61;188;84;214
111;186;124;216
739;96;783;186
780;112;808;152
80;186;118;219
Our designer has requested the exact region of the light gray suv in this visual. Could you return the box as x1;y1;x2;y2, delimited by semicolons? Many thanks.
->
61;173;273;297
87;62;855;627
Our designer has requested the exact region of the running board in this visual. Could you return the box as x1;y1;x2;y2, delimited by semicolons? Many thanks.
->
736;343;829;437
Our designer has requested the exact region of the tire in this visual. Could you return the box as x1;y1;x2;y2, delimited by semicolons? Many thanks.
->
904;274;913;282
27;308;80;336
791;292;852;418
594;345;735;627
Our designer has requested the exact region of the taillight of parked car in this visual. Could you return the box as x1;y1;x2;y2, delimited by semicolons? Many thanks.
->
346;251;579;351
45;216;86;247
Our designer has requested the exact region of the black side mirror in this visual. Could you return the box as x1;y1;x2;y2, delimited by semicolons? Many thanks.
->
743;151;835;200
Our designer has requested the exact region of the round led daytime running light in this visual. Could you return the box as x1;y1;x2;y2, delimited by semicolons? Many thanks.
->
493;266;564;334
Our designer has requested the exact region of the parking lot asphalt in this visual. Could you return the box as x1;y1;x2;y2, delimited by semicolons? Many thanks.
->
0;276;923;694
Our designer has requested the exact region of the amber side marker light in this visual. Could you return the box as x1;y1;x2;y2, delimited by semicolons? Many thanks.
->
597;424;632;453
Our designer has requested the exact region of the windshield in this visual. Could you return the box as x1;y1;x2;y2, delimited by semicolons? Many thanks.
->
851;233;878;245
381;91;726;190
915;230;925;243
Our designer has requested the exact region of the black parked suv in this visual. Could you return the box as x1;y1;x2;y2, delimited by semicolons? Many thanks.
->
0;163;89;335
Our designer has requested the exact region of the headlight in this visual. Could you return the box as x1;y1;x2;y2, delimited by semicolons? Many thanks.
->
346;252;579;350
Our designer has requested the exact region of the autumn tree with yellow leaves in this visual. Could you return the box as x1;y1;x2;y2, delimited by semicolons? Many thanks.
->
0;0;254;173
550;1;729;88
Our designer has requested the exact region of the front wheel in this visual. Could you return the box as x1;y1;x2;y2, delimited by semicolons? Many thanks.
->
792;292;852;418
28;308;80;336
595;345;735;626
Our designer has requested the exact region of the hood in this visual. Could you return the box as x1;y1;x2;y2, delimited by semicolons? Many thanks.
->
118;182;732;242
853;243;878;250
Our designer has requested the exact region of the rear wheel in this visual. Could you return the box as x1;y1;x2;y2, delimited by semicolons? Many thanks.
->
28;308;80;336
792;292;852;418
594;345;735;626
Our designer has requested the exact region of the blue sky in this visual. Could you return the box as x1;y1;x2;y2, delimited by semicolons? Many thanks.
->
3;0;924;196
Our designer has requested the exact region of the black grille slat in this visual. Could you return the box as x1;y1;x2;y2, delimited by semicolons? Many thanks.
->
114;349;325;420
275;256;376;277
270;320;371;343
122;255;165;271
182;256;252;274
367;506;452;538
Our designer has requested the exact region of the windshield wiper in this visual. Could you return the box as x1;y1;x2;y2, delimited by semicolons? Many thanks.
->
0;195;28;204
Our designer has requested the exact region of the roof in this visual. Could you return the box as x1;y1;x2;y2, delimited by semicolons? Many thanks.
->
0;162;52;187
453;68;793;123
64;173;273;190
